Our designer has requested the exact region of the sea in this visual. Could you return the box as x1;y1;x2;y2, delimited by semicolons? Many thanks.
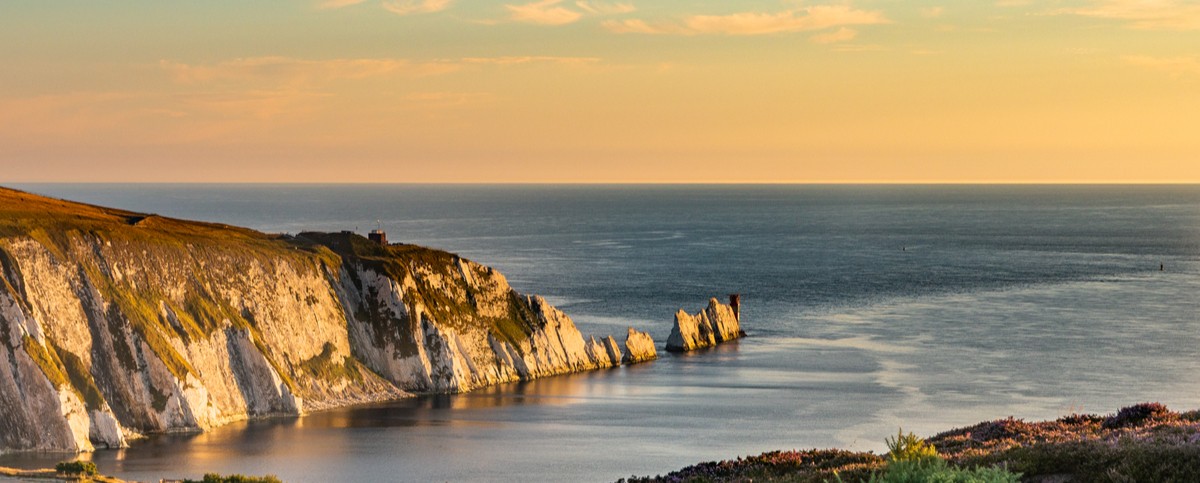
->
2;184;1199;482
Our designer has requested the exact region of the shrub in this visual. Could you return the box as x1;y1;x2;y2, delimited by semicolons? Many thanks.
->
868;458;1020;483
183;473;283;483
965;437;1200;482
1057;413;1105;426
968;418;1034;442
55;460;98;476
1103;402;1174;429
885;429;939;462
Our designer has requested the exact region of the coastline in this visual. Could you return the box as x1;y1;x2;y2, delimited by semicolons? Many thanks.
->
0;186;660;454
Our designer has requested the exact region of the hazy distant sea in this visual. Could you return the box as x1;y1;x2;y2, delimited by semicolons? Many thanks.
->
4;184;1200;482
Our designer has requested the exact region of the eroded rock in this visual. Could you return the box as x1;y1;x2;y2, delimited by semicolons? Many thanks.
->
622;328;657;364
665;298;744;352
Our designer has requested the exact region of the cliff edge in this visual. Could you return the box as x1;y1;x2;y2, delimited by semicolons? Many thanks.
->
0;187;653;453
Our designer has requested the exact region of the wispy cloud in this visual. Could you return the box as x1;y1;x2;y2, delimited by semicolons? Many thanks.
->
317;0;367;9
1053;0;1200;30
603;5;888;36
574;1;634;15
160;56;605;86
160;57;456;85
1125;55;1200;77
459;56;601;65
381;0;451;15
318;0;451;15
921;7;944;18
503;0;634;25
810;27;857;44
506;0;583;25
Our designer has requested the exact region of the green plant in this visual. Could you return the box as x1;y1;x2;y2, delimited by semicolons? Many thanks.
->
885;429;939;462
55;460;98;476
868;459;1019;483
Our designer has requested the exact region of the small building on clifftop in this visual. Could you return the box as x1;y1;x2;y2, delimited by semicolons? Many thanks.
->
369;229;387;246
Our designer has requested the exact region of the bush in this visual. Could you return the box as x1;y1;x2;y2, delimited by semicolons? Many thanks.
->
1103;403;1173;429
183;473;283;483
885;429;939;462
55;460;98;476
966;418;1035;443
868;459;1020;483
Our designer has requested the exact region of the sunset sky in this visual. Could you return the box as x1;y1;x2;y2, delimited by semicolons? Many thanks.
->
2;1;1198;183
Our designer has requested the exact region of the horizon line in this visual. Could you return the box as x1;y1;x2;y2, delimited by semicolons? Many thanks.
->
5;180;1200;186
7;180;1200;186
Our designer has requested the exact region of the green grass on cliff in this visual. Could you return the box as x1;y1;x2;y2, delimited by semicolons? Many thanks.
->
298;342;365;384
54;340;109;411
20;335;108;411
297;231;542;355
21;335;70;388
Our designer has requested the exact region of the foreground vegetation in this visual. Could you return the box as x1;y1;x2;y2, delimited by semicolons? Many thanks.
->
0;460;120;482
621;403;1200;482
182;474;283;483
0;462;281;483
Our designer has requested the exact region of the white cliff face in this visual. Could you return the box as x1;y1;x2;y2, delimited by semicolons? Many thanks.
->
622;328;658;364
338;255;629;394
0;189;657;453
665;298;744;352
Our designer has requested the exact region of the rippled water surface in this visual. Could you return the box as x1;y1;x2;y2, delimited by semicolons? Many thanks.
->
4;184;1199;482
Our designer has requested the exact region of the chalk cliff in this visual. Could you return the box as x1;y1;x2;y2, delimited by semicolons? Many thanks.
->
665;298;744;352
0;187;651;453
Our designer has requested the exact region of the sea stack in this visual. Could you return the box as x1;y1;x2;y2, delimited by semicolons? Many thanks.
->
665;297;745;352
622;327;658;364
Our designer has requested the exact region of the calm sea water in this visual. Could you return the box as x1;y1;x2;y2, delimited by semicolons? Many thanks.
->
4;184;1200;482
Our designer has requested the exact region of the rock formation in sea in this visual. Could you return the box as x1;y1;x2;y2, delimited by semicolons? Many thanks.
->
0;187;655;453
665;298;744;352
622;327;657;364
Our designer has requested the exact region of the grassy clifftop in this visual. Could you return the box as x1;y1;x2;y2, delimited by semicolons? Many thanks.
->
0;186;336;265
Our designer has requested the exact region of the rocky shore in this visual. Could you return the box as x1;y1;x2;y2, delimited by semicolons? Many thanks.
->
0;186;657;453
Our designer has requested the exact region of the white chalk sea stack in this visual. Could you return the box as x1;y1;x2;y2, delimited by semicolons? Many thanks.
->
665;298;744;352
622;327;657;364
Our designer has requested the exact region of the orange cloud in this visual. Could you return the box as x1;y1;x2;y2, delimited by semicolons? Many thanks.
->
318;0;451;15
1054;0;1200;30
603;5;888;36
810;26;858;43
574;1;634;15
160;57;458;85
458;56;601;65
505;0;583;25
381;0;451;15
317;0;367;9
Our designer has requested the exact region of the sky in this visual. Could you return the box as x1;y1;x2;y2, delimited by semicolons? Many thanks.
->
1;0;1198;183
